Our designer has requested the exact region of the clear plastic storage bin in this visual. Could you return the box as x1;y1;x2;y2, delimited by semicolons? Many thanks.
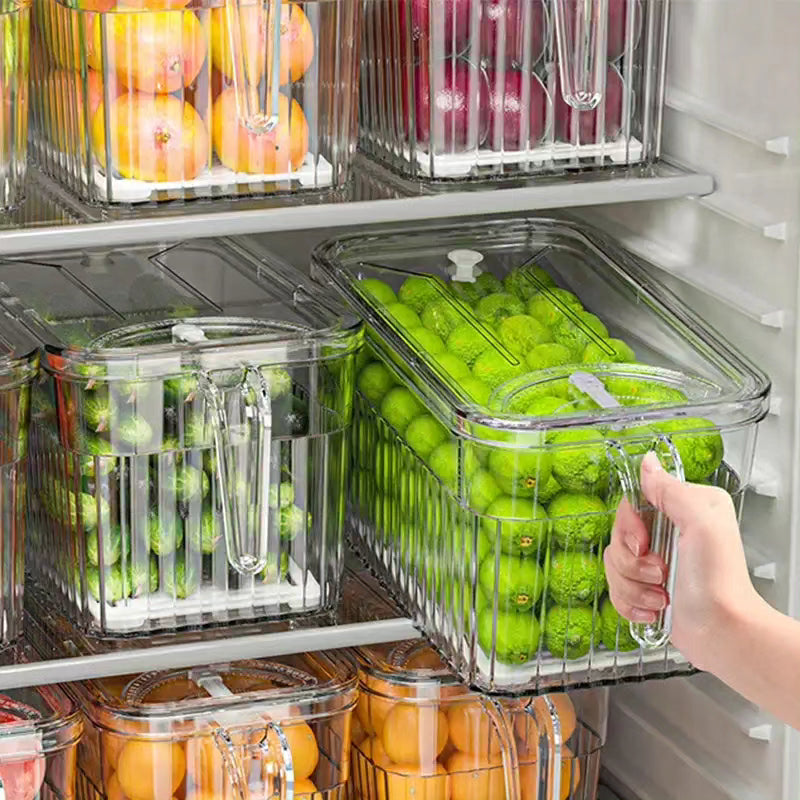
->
29;0;360;204
350;639;607;800
0;681;82;800
69;652;357;800
0;0;30;209
0;236;361;635
312;216;771;693
359;0;664;183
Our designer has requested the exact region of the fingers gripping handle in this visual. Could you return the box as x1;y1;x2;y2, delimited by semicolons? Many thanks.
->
607;435;685;649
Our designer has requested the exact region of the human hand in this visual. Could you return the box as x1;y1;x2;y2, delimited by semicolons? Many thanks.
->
603;451;759;669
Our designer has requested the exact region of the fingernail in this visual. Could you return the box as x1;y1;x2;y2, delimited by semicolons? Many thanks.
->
641;590;667;610
642;452;662;474
630;608;656;622
641;565;663;583
625;534;642;557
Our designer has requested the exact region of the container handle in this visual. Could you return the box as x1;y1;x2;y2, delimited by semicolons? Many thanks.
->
226;0;283;133
606;435;685;648
521;696;562;800
478;696;520;800
197;367;272;575
553;0;608;109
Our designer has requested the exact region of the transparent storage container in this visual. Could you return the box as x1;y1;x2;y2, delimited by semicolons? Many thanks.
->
0;679;82;800
0;236;361;636
29;0;360;204
0;0;29;209
359;0;664;184
350;639;607;800
311;216;771;693
68;652;357;800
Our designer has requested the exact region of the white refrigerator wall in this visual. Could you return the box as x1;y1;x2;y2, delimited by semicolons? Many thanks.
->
583;1;800;798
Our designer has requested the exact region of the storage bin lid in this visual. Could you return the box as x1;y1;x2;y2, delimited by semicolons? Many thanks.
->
355;640;466;691
0;686;82;757
0;238;362;380
312;217;770;444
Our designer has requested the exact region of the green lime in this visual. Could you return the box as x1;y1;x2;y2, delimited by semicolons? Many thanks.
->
503;265;556;299
385;302;422;330
582;338;636;364
488;444;552;497
468;468;503;513
86;526;121;567
548;493;611;549
547;550;607;607
537;474;562;505
149;510;184;556
398;275;449;313
432;352;472;382
524;395;569;417
163;553;200;600
600;595;639;651
544;605;595;659
527;289;582;328
357;278;397;305
446;323;494;365
525;342;574;371
450;280;485;305
478;608;541;664
501;380;571;414
604;377;688;407
472;350;526;389
449;577;488;630
429;441;479;491
482;496;549;557
475;272;504;296
406;414;448;460
357;362;396;406
261;367;292;397
479;552;545;612
552;312;609;356
497;314;552;357
380;387;424;435
374;444;398;495
550;428;610;494
421;299;468;339
461;377;492;406
408;327;446;356
475;293;525;327
654;417;724;481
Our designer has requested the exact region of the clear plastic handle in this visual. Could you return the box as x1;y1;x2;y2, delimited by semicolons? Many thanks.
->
553;0;608;109
197;366;272;575
225;0;283;133
522;696;562;800
607;435;685;648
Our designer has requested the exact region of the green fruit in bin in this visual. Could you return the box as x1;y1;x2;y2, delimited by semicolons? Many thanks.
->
406;415;448;460
604;377;688;407
653;417;724;482
550;428;610;494
548;493;611;549
408;327;446;356
524;395;569;417
84;564;130;604
86;526;122;567
357;278;397;306
475;293;525;327
475;272;504;296
385;303;422;330
600;595;639;651
544;605;596;659
163;554;200;599
421;299;469;339
165;371;200;405
380;387;424;435
183;417;212;448
261;367;292;398
398;275;449;313
261;551;290;583
280;505;309;541
171;464;210;504
44;486;110;532
446;323;493;366
478;607;541;665
471;350;526;390
461;377;492;406
548;550;607;607
488;442;552;497
430;352;471;384
479;553;545;612
468;469;502;513
77;437;117;479
527;289;582;328
269;481;295;508
526;342;574;371
450;280;484;305
374;444;398;495
125;555;159;598
355;350;372;373
198;508;222;554
537;474;562;505
582;338;636;364
149;511;185;557
497;315;552;357
429;441;479;491
504;265;556;299
83;393;112;432
482;496;549;557
552;312;609;356
116;416;154;450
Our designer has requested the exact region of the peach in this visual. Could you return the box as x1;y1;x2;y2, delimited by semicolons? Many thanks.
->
41;70;111;153
91;91;209;182
211;87;308;174
90;10;206;94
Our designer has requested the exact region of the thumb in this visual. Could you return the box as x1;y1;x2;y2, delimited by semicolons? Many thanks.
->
640;451;696;529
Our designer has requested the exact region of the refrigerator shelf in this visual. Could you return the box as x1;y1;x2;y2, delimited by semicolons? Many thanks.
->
0;159;713;256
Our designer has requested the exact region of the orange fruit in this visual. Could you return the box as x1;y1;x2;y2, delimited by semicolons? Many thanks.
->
283;722;319;780
519;745;580;800
294;778;317;798
211;88;308;175
102;732;128;776
385;763;449;800
360;737;391;767
446;701;502;757
209;2;314;86
351;713;368;747
92;92;209;183
355;676;408;738
353;738;390;800
381;706;449;766
184;736;231;799
446;752;504;800
514;694;577;748
116;740;186;800
107;773;127;800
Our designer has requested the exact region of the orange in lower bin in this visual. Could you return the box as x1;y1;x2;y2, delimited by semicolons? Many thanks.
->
381;706;449;765
115;740;186;800
282;722;319;780
356;675;410;738
446;701;503;757
385;763;449;800
519;745;580;800
106;773;126;800
294;777;317;797
514;694;577;746
102;732;127;775
446;752;504;800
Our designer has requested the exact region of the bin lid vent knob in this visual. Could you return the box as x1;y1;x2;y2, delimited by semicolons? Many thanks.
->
447;249;483;283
